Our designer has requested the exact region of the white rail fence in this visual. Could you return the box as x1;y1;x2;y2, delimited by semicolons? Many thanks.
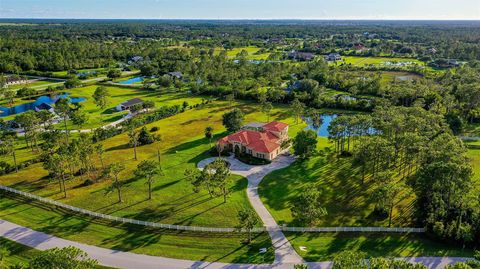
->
0;185;424;234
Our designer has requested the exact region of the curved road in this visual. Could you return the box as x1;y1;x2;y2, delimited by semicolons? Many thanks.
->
198;154;303;265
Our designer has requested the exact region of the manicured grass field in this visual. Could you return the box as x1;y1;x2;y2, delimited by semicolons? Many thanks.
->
259;138;416;227
0;237;114;268
338;56;424;67
0;237;38;268
215;47;271;60
0;194;273;264
0;96;301;228
57;86;205;130
286;232;473;261
51;68;109;78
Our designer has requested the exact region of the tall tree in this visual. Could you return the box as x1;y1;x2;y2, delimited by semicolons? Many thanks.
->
289;99;305;124
127;121;140;160
134;160;161;200
95;144;105;170
237;209;259;244
222;108;244;133
107;163;125;203
293;130;318;159
204;126;214;148
0;133;18;172
291;184;327;225
70;109;89;130
55;98;72;142
372;181;405;227
261;101;273;122
92;86;110;109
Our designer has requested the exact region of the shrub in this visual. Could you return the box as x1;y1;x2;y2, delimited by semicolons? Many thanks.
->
16;87;36;97
0;161;12;175
150;126;159;132
236;153;271;165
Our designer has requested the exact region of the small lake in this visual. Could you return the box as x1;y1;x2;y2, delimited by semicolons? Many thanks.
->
0;93;86;117
304;114;337;137
118;76;144;85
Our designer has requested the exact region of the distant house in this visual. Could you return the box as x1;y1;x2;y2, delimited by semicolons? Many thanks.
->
325;53;342;62
167;72;183;80
447;59;459;67
266;37;285;45
285;81;302;93
5;76;28;86
288;51;315;61
34;103;54;113
353;43;366;50
127;56;144;65
217;121;289;161
428;48;438;54
116;98;144;111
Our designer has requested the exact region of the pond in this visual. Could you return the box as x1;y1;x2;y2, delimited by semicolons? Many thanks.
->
304;114;337;137
118;76;144;85
0;93;86;117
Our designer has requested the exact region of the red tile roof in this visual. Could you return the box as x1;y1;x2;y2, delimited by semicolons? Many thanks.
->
262;121;289;132
218;122;289;153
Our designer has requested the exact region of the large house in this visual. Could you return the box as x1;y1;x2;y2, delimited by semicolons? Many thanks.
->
288;51;315;61
116;98;144;111
217;121;289;161
325;53;342;62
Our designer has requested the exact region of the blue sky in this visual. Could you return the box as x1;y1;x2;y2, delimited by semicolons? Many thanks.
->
0;0;479;20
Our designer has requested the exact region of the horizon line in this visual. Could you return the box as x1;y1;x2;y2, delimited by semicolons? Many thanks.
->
1;17;479;21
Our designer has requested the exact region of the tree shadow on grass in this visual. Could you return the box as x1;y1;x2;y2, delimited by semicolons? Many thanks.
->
100;107;120;115
105;143;131;152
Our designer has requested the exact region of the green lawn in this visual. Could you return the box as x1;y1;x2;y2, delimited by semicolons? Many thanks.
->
51;68;109;78
0;97;301;228
55;86;205;130
339;56;424;67
0;237;38;268
0;194;273;264
215;47;271;60
286;232;474;261
0;237;114;268
259;138;416;227
0;97;300;263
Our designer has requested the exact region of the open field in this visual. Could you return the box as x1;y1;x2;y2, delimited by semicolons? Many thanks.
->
214;47;271;60
286;232;474;261
339;56;424;67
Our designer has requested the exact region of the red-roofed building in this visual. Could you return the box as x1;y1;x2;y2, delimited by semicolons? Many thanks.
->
217;121;289;161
